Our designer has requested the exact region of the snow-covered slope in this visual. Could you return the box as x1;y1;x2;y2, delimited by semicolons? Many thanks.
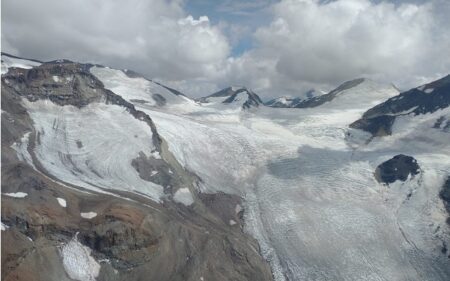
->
86;69;450;280
143;76;449;281
294;78;399;109
23;99;164;200
90;66;197;109
350;74;450;136
1;53;42;74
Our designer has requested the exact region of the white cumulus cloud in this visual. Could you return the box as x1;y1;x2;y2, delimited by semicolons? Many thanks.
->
2;0;230;82
225;0;450;98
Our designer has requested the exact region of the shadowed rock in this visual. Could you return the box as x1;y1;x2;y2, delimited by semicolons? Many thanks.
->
375;154;420;184
351;75;450;137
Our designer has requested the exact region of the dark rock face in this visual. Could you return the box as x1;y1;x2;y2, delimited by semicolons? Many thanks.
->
198;192;244;227
294;78;365;108
375;155;420;184
351;74;450;137
3;62;103;107
152;93;167;106
440;177;450;220
198;87;263;109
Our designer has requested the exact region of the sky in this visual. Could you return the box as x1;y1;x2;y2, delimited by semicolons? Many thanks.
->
2;0;450;100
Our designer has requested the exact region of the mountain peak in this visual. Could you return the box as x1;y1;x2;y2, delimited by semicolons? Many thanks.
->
198;86;263;109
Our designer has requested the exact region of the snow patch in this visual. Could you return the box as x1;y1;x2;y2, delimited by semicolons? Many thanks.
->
1;222;9;231
11;131;36;169
61;234;100;281
57;197;67;208
3;192;28;198
80;212;97;219
235;204;242;214
173;188;194;206
151;151;162;159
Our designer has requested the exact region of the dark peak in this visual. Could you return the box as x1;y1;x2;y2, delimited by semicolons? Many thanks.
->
198;85;263;108
292;78;368;108
153;81;188;97
350;73;450;137
208;86;248;98
328;77;366;95
416;74;450;92
122;68;144;78
375;154;420;184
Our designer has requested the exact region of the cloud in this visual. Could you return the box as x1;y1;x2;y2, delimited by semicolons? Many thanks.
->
1;0;230;81
2;0;450;99
229;0;450;97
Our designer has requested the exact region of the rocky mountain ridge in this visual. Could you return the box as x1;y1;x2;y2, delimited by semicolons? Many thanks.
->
1;55;273;281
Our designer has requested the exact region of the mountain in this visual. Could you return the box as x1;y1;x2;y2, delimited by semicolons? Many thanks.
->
197;86;263;109
1;55;272;281
292;78;399;109
2;54;450;281
350;74;450;136
265;89;325;108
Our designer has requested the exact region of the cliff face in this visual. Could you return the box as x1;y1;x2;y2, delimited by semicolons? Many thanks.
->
1;59;273;281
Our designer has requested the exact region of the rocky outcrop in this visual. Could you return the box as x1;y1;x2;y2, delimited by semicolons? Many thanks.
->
374;154;420;184
293;78;365;108
198;87;263;109
440;177;450;224
351;75;450;137
1;60;273;281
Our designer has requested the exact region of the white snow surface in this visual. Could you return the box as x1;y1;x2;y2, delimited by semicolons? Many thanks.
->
321;79;399;109
22;99;164;202
136;79;449;280
14;65;448;281
1;54;41;74
57;197;67;208
173;187;194;206
61;234;100;281
80;212;97;219
3;192;28;198
1;222;9;231
90;66;196;111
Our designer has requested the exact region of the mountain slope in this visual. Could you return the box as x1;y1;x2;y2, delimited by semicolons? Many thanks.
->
350;75;450;136
90;66;196;108
293;78;399;109
2;54;449;281
1;57;273;281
